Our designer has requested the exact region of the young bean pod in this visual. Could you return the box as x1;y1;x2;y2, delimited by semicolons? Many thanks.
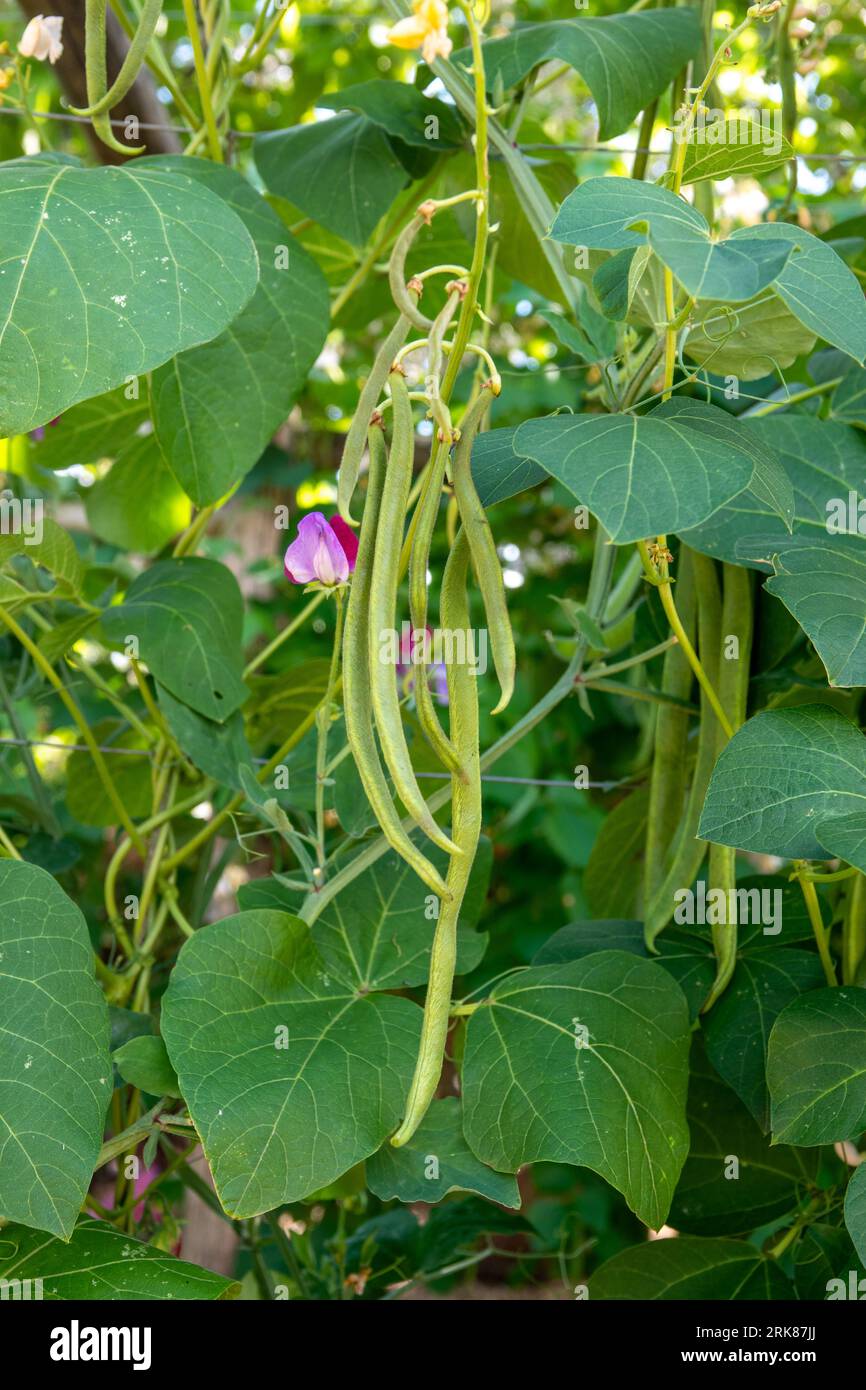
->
78;0;146;154
389;211;435;331
369;369;461;857
451;383;515;714
643;548;697;921
342;423;452;900
702;561;753;1012
391;528;481;1147
72;0;164;118
337;301;417;526
645;550;721;948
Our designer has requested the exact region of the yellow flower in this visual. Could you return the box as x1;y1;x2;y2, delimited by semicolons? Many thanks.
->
387;0;452;64
0;68;12;91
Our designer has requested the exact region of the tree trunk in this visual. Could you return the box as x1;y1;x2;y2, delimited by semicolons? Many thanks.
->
17;0;182;162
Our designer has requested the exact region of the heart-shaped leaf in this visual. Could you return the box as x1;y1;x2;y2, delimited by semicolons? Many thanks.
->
461;950;691;1229
699;705;866;862
0;861;110;1239
161;910;422;1218
100;557;248;722
0;159;259;435
681;118;794;184
147;159;329;507
589;1236;792;1299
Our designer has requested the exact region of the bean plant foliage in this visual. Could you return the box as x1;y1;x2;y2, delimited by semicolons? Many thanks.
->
0;0;864;1307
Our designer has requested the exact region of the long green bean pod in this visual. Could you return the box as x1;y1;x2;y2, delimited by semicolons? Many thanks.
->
389;211;435;331
77;0;146;154
644;549;721;948
842;871;866;986
451;383;515;715
702;562;753;1012
337;299;417;526
72;0;164;118
342;423;452;900
391;529;481;1147
643;548;697;923
369;369;460;857
425;287;462;440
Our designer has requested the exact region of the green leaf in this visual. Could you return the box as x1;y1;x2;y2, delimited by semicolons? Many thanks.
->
550;178;792;302
316;81;465;149
768;986;866;1144
0;159;259;435
727;223;866;364
830;361;866;427
681;118;794;184
457;10;701;140
366;1098;520;1208
471;426;545;509
589;1236;792;1299
815;811;866;874
512;399;782;543
683;291;817;380
160;910;422;1218
254;114;408;247
0;518;85;596
112;1035;181;1099
462;950;691;1228
844;1164;866;1267
761;533;866;688
146;160;329;507
311;839;491;991
0;1220;238;1299
699;705;866;861
0;861;110;1239
670;1044;819;1237
794;1222;866;1301
156;684;254;791
703;950;826;1130
679;418;866;566
66;720;152;827
583;786;648;919
100;557;248;722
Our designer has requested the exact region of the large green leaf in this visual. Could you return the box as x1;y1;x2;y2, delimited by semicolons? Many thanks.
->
454;10;701;140
703;950;826;1131
794;1222;866;1301
156;684;254;792
550;178;792;303
583;786;648;920
366;1098;520;1208
512;399;785;543
100;557;248;722
830;361;866;427
461;950;691;1228
683;291;817;380
845;1164;866;1267
768;987;866;1145
681;118;794;185
160;910;421;1218
0;518;85;596
589;1236;792;1299
670;1046;819;1237
0;1221;238;1299
311;839;491;991
761;533;866;688
147;160;329;507
0;159;259;435
699;705;866;862
0;861;110;1239
471;426;545;509
254;114;408;246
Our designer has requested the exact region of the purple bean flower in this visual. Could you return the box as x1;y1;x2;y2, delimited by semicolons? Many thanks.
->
284;512;359;588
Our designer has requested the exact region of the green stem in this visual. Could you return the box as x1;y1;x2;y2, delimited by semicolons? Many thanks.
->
795;866;837;986
244;591;327;677
181;0;223;161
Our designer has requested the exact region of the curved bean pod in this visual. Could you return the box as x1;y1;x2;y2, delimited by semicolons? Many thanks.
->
391;529;481;1147
451;384;515;714
337;302;417;526
389;212;434;331
72;0;164;118
369;369;461;857
78;0;146;154
342;424;452;900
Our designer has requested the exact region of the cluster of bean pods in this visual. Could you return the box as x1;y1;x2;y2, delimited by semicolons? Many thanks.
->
75;0;165;154
339;200;515;1144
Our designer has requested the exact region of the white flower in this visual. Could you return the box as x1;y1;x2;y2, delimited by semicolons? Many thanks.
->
18;15;64;65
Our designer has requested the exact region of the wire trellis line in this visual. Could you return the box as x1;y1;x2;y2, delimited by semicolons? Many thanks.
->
0;107;860;164
0;735;635;791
